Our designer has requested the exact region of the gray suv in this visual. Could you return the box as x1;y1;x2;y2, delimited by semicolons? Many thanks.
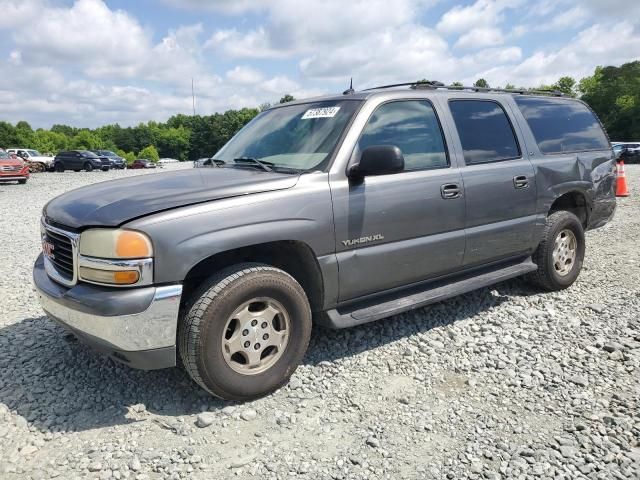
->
34;83;617;400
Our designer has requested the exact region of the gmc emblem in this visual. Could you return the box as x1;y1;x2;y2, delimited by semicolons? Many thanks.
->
42;239;55;259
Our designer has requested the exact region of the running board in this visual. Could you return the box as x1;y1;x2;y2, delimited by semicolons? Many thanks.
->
319;258;537;329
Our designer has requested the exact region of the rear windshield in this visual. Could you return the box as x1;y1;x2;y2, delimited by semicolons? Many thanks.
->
514;97;609;154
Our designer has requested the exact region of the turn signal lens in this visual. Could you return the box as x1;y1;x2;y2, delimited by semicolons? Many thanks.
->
116;231;152;258
79;267;140;285
80;229;153;259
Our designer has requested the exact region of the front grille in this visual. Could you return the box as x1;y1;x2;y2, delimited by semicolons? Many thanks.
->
0;165;21;172
43;226;76;282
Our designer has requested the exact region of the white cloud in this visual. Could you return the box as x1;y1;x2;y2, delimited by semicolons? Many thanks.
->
225;66;264;85
205;0;427;59
14;0;150;69
437;0;522;34
455;27;504;49
474;22;640;87
0;0;639;129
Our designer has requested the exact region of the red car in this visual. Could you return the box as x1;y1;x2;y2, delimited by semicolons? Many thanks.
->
130;159;157;169
0;149;29;184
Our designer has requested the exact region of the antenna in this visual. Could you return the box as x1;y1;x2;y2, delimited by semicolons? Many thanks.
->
191;78;196;116
343;77;355;95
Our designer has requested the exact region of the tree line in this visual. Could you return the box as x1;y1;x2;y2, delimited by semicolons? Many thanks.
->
0;63;637;163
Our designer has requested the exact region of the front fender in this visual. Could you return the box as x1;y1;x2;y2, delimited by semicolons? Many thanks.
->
125;174;335;284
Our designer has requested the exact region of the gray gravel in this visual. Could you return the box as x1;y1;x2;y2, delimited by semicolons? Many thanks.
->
1;166;639;479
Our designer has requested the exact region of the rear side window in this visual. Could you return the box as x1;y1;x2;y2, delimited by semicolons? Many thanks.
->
514;97;609;154
449;100;521;164
358;100;448;171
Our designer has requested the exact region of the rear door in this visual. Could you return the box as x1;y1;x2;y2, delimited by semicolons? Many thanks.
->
443;97;537;266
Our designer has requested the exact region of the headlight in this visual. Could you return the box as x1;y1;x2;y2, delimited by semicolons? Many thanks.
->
78;229;153;286
80;229;153;259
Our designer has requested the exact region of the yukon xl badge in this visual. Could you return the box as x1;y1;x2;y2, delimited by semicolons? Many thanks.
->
342;234;384;247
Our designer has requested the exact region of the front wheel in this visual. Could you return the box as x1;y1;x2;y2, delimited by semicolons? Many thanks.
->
178;263;312;400
18;179;27;184
84;162;94;172
527;210;585;291
54;162;65;172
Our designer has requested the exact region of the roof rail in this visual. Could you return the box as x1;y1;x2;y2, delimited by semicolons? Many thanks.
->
362;81;566;97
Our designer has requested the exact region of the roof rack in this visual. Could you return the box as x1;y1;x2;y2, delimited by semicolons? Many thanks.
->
361;80;566;97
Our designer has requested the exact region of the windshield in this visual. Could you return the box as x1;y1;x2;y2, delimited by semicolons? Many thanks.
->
81;151;99;158
27;150;41;156
0;151;9;159
213;100;361;172
98;150;116;157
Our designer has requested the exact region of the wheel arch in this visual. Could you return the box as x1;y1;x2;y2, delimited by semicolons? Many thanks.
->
181;240;325;314
548;189;590;228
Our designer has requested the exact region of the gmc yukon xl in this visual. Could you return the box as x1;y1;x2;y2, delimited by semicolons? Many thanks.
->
34;83;617;400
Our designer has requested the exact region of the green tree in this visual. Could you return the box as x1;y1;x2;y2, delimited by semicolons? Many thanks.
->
33;130;68;154
451;81;463;87
15;121;34;146
504;83;516;90
580;61;640;140
157;126;191;160
0;121;18;148
71;130;102;150
138;145;160;162
279;94;295;104
473;78;489;88
552;76;577;97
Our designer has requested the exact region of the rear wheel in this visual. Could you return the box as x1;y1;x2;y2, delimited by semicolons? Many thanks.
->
527;210;585;291
84;162;93;172
178;263;312;400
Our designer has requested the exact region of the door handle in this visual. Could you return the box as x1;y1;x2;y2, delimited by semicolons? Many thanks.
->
441;183;462;199
513;175;529;189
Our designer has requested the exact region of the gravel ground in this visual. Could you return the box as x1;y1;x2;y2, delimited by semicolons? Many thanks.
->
1;165;638;480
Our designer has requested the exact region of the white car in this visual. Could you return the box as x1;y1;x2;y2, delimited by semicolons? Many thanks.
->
6;148;55;170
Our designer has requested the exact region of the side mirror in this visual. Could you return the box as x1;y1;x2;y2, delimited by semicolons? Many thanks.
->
348;145;404;179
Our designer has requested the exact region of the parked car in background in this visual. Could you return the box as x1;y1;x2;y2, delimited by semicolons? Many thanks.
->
92;150;126;169
6;148;55;171
130;159;156;169
193;157;213;168
53;150;111;172
612;142;640;163
159;158;179;165
0;149;29;184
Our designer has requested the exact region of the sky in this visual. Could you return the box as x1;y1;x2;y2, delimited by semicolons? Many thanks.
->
0;0;638;128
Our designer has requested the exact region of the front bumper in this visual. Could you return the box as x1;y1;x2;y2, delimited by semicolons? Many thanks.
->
0;175;28;181
33;254;182;369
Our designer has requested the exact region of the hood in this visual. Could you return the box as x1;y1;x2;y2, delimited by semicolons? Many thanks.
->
0;160;24;167
44;167;300;229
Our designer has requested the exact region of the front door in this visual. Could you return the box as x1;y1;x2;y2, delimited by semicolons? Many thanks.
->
331;99;466;302
444;98;537;266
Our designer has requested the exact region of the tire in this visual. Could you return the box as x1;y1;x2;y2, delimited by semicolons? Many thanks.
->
527;210;585;291
18;179;27;184
178;263;312;400
73;169;81;172
54;162;65;172
84;162;94;172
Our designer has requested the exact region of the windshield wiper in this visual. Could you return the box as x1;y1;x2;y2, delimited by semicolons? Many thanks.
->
233;157;273;172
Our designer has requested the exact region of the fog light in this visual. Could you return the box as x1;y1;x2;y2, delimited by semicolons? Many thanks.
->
80;267;140;285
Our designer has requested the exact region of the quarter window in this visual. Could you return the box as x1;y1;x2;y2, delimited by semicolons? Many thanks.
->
358;100;448;171
449;100;521;164
514;97;609;154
